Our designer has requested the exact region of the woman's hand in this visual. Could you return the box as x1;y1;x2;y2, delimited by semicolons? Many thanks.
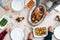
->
27;32;34;40
48;26;54;32
4;6;9;11
5;25;11;32
5;28;11;33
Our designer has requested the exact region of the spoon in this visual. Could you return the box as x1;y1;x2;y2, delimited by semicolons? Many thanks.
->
36;0;40;7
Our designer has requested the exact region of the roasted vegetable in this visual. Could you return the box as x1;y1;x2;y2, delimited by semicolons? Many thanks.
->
35;27;46;36
0;18;8;27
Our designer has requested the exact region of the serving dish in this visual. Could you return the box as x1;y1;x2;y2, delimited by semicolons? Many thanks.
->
10;28;24;40
33;26;48;37
28;3;46;26
54;26;60;39
25;0;35;5
0;15;10;29
11;0;24;11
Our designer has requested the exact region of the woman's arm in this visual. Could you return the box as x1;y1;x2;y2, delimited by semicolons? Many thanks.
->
50;0;57;2
48;2;59;12
0;30;8;40
0;0;5;8
44;31;53;40
27;32;33;40
0;0;9;11
27;39;32;40
44;26;54;40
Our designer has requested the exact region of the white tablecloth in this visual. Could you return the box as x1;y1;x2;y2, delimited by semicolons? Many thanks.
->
0;0;60;40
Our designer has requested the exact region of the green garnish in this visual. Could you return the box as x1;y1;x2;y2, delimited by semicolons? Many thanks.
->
0;18;8;27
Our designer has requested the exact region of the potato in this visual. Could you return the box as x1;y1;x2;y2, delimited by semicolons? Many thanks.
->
35;27;46;36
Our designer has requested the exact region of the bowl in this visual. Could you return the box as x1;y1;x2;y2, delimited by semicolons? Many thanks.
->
33;26;48;37
0;15;10;29
28;3;46;26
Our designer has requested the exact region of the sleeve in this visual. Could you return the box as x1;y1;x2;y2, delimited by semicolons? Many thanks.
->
44;31;53;40
0;30;8;40
0;1;3;7
27;39;32;40
50;0;57;2
48;2;59;12
0;0;5;8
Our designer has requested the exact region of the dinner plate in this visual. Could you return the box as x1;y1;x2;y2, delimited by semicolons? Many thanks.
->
11;0;24;11
11;28;24;40
54;26;60;39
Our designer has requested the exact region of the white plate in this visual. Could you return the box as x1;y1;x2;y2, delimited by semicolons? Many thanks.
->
11;0;24;11
11;28;24;40
55;5;60;12
33;26;48;37
0;15;10;29
54;26;60;39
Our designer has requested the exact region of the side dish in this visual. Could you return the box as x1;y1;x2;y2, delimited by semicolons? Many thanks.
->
35;27;46;36
0;18;8;27
26;0;35;8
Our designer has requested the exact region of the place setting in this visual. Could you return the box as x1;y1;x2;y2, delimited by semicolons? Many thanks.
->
11;0;25;11
10;28;24;40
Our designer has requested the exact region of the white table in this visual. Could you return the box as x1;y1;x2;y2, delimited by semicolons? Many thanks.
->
0;0;60;40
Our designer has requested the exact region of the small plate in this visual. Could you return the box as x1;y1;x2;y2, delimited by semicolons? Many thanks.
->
10;28;24;40
0;15;10;29
33;26;48;37
11;0;24;11
54;26;60;39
